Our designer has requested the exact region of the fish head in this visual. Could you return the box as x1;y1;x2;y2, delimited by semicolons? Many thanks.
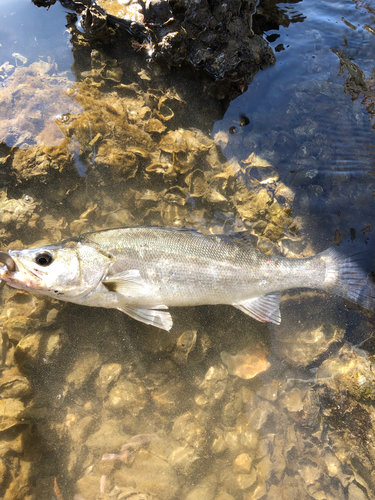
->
0;238;113;300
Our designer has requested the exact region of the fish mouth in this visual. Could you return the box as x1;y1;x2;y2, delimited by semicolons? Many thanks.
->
0;253;46;292
0;251;16;273
0;251;16;289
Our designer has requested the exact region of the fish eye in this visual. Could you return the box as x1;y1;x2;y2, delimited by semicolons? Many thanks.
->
35;252;53;266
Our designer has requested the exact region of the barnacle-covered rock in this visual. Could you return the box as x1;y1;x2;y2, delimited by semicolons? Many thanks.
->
144;118;167;134
317;343;375;400
85;419;130;455
160;130;187;154
0;61;81;148
156;96;175;122
11;143;78;189
95;140;138;179
195;365;228;406
314;345;375;495
163;186;187;206
0;191;38;234
186;169;208;198
141;0;275;100
171;412;207;451
95;363;122;398
1;291;48;323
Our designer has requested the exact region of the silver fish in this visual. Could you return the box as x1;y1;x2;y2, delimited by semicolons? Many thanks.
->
0;226;373;330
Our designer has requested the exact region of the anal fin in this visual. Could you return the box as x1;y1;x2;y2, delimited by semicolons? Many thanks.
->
233;292;281;325
118;305;173;331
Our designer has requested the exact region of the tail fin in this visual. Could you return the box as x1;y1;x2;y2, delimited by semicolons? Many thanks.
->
320;237;375;312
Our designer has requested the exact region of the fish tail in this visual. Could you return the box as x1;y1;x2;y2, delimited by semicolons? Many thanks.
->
319;237;375;312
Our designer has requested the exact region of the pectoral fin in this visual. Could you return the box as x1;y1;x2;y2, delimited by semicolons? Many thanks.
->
104;269;148;295
118;305;173;331
233;293;281;324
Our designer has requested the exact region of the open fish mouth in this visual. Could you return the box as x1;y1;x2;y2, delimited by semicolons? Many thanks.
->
0;251;16;273
0;251;16;290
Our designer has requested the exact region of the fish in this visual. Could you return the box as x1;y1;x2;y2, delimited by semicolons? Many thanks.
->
0;226;373;331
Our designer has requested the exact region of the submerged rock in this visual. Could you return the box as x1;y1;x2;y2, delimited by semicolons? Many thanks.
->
271;291;346;367
221;349;270;379
113;449;179;500
0;399;25;432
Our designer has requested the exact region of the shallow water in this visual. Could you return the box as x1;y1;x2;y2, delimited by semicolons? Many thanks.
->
0;1;375;499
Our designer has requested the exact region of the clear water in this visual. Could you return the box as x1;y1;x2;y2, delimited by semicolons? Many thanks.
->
0;0;375;499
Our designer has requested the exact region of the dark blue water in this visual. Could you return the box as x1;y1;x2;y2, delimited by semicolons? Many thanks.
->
213;0;375;249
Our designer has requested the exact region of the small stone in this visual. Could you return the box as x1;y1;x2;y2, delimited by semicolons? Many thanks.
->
283;388;303;412
233;453;253;473
220;350;270;379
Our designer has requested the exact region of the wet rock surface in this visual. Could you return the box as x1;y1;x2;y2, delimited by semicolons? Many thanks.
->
34;0;275;101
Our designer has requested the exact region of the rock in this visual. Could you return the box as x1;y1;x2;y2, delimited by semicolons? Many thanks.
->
66;351;101;391
171;412;207;450
85;420;130;455
271;291;345;367
106;376;148;416
95;363;122;398
113;449;179;500
0;399;25;431
221;349;270;379
75;475;101;500
169;444;200;472
14;331;64;374
347;482;368;500
233;453;253;473
0;368;31;399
